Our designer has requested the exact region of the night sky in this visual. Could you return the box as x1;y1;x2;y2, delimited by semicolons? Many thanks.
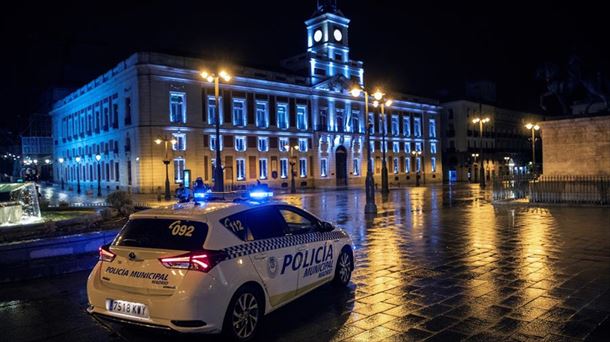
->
2;0;609;138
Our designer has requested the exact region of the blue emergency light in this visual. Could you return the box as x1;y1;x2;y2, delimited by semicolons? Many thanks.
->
193;188;211;203
248;184;273;201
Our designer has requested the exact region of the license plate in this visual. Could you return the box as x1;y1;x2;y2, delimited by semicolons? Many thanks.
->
106;299;149;318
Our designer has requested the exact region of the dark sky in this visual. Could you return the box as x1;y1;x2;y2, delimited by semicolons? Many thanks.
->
2;0;609;137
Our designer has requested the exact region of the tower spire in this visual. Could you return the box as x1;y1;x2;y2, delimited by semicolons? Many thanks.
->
313;0;343;17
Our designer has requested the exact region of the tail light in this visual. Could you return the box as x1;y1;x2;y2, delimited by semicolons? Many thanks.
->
99;245;116;262
159;250;227;273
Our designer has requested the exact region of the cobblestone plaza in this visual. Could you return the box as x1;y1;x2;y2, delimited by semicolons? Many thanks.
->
2;186;609;341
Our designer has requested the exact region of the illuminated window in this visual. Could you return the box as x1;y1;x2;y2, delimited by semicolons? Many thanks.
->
416;157;421;172
174;158;185;183
299;158;307;177
235;136;246;152
280;158;288;179
393;157;399;174
392;141;400;153
279;137;289;152
259;158;268;179
352;110;360;133
429;119;437;138
172;133;186;151
405;142;411;154
296;105;307;130
319;108;328;130
258;137;269;152
353;159;360;176
430;142;437;154
277;104;289;129
207;96;223;125
236;159;245;180
320;158;328;177
414;117;422;137
336;109;344;132
210;135;223;151
431;157;437;172
405;158;411;173
368;113;374;134
169;92;186;123
256;101;268;128
391;115;399;136
298;138;308;152
232;99;246;126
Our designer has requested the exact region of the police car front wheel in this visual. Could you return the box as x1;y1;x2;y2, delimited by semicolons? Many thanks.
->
223;285;264;341
333;249;353;287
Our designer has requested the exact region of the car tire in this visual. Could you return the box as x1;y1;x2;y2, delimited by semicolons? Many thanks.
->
333;248;353;287
222;284;264;341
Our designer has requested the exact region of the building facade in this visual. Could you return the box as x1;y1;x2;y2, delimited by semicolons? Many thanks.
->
441;100;543;182
50;2;442;194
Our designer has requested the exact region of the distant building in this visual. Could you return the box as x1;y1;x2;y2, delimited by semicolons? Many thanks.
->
441;100;543;182
49;2;442;193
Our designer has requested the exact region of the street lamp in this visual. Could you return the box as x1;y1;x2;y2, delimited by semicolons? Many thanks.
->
155;135;177;200
201;69;231;192
503;156;510;176
525;123;540;175
287;144;299;194
95;154;102;197
75;156;81;194
372;92;393;196
411;150;423;186
472;116;491;188
58;157;65;190
350;86;377;214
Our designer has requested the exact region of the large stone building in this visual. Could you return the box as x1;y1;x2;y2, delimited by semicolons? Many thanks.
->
50;1;441;194
540;114;610;176
441;100;543;182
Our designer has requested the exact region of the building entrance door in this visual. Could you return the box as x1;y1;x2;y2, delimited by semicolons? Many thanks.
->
336;146;347;187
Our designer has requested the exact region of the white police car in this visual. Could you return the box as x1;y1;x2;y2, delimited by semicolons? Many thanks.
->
86;192;354;341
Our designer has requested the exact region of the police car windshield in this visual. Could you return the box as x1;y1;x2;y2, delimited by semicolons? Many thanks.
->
113;219;208;251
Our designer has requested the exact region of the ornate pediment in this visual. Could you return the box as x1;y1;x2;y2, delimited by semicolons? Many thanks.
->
312;74;353;93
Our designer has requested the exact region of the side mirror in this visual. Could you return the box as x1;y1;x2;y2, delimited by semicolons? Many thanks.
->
318;221;334;232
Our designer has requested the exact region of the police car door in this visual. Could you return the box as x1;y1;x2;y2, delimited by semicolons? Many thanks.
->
224;206;299;308
277;206;334;296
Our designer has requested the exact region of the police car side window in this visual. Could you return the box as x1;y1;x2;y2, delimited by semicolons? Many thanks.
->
221;207;286;241
278;207;317;235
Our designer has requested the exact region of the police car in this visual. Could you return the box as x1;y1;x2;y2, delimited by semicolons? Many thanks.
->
86;190;354;341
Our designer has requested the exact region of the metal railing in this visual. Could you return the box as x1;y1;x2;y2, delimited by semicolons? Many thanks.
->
493;175;610;205
529;176;610;205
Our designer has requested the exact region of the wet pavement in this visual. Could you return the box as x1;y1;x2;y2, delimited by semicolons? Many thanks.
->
2;185;610;341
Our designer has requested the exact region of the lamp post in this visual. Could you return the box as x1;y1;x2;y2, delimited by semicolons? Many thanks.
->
75;156;81;194
525;123;540;175
472;116;490;188
155;136;177;200
503;156;510;176
287;145;299;194
350;87;378;214
95;154;102;197
411;150;422;186
58;157;65;190
372;92;393;196
201;70;231;192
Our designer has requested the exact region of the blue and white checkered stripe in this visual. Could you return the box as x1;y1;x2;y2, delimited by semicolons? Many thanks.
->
223;231;347;259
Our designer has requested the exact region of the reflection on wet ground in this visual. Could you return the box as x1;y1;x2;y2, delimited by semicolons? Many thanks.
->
1;185;609;341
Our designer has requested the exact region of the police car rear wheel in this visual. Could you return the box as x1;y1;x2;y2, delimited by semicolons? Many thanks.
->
224;285;263;341
333;250;352;287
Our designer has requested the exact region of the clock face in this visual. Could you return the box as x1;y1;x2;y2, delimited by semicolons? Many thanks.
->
333;29;343;42
313;29;323;42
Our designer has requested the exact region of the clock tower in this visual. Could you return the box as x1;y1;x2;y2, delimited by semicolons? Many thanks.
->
282;1;364;88
305;0;363;86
